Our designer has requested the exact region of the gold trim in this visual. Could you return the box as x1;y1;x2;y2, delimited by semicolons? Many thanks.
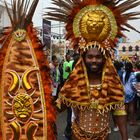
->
72;122;109;140
12;29;27;42
113;109;127;116
26;35;48;139
9;121;21;140
58;94;124;114
6;70;20;93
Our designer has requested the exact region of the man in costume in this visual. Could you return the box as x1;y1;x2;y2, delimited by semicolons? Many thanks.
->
46;0;140;139
0;0;56;140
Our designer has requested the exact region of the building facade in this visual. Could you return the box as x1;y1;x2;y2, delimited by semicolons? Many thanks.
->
0;1;11;30
118;41;140;59
0;1;12;48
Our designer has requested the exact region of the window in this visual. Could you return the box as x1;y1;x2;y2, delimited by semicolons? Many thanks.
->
122;46;126;52
135;45;139;51
129;46;133;52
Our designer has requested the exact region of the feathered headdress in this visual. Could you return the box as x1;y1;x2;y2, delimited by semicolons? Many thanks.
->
0;1;56;140
44;0;140;113
46;0;140;55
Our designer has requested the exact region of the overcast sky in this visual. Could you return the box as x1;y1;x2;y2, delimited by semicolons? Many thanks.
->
6;0;140;42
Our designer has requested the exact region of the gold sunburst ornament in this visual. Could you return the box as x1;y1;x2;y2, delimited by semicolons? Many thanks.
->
13;29;27;42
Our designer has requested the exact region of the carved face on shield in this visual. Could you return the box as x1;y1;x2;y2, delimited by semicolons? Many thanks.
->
13;93;33;123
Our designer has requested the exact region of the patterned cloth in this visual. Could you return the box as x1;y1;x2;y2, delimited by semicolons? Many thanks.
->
72;108;109;140
122;72;137;103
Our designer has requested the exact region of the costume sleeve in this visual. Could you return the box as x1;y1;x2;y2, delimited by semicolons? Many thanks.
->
113;104;127;116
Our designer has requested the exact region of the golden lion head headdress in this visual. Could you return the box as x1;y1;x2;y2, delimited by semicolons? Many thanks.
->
46;0;140;56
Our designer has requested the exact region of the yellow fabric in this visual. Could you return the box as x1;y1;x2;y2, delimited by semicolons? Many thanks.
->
113;109;127;116
113;105;127;116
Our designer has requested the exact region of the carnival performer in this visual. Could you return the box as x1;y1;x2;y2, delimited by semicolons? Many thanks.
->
0;0;56;140
46;0;140;140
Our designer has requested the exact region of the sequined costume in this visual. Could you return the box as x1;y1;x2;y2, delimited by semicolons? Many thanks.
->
46;0;140;139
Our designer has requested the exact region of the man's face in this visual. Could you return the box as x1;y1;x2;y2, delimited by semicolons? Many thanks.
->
53;59;58;67
66;54;71;61
84;48;104;73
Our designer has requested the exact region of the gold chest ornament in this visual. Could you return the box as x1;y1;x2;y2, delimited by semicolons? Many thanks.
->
89;84;102;108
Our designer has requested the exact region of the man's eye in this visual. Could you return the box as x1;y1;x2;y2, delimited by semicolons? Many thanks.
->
87;55;93;59
96;55;102;59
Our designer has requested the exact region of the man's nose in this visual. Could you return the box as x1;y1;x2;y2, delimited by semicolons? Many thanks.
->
91;57;97;62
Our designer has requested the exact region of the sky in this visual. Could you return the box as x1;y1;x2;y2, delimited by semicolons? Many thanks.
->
6;0;140;42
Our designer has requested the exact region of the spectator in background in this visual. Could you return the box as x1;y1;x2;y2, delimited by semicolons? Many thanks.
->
57;53;74;93
122;62;137;125
57;58;64;93
134;62;140;138
49;55;60;100
61;52;80;139
134;61;140;75
63;53;74;82
72;52;80;69
134;62;140;118
60;53;74;140
114;60;124;79
112;60;124;132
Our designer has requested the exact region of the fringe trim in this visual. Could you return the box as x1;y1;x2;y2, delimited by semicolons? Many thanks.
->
72;122;109;140
97;102;124;114
80;41;109;58
59;95;124;115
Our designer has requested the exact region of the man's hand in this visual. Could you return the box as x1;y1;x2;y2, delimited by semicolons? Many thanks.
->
65;66;70;72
